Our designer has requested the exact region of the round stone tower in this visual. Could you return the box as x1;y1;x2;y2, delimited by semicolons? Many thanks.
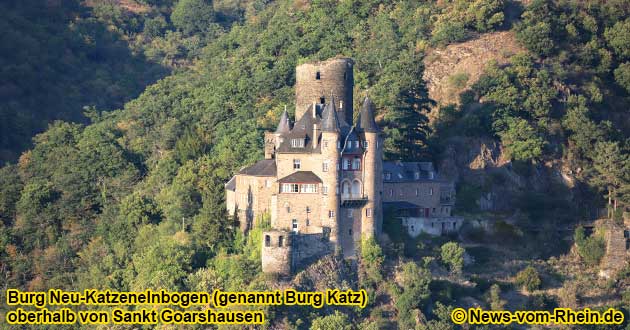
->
295;57;354;124
261;230;293;275
358;98;383;237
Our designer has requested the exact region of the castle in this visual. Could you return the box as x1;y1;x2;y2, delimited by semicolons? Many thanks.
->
225;57;456;274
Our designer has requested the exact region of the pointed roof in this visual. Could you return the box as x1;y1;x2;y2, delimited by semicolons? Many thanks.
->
357;97;379;133
320;98;340;132
275;108;291;134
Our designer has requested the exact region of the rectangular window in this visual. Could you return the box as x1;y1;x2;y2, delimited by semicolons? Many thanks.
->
429;187;433;196
363;141;369;148
415;188;419;196
265;179;272;188
345;159;352;170
354;141;359;148
322;161;329;172
322;185;328;195
352;158;361;170
281;183;299;193
293;159;301;169
323;141;329;148
366;208;372;217
414;172;420;180
306;206;311;213
385;173;391;180
292;219;298;233
389;189;393;196
291;139;305;148
300;184;318;193
347;209;353;218
278;236;284;247
265;235;270;247
328;210;335;218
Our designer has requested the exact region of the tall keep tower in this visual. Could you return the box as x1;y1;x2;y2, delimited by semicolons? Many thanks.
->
295;58;354;124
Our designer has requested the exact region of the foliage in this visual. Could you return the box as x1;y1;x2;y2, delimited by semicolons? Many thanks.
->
440;242;465;274
359;236;384;288
574;226;606;266
171;0;216;36
310;311;355;330
487;283;506;310
394;261;432;330
515;266;541;292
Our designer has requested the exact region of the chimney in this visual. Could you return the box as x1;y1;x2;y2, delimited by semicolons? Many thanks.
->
313;124;319;149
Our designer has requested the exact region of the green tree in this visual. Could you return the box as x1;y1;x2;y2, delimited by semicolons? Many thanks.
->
591;141;629;214
515;266;541;292
441;242;465;274
614;62;630;93
310;311;355;330
605;19;630;60
171;0;215;35
395;262;431;330
499;117;544;161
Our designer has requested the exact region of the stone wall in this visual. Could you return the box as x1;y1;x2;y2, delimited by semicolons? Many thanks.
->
262;230;293;275
295;58;354;124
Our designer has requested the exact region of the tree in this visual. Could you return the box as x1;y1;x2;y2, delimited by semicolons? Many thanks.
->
605;19;630;60
441;242;465;274
359;236;384;286
591;141;629;214
614;62;630;93
499;117;544;161
515;266;541;292
171;0;215;35
488;284;506;310
395;262;431;330
574;227;606;266
310;311;355;330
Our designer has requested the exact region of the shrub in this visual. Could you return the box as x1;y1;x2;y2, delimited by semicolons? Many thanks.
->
574;226;606;266
515;266;541;292
441;242;465;274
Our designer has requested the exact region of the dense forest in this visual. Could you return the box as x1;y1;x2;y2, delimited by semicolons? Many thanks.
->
0;0;629;329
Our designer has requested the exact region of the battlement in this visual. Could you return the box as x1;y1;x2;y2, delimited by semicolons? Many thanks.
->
295;58;354;124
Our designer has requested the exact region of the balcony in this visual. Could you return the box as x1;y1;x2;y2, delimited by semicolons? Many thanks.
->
341;194;368;207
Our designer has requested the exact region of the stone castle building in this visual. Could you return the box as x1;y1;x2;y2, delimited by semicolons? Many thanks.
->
225;57;456;274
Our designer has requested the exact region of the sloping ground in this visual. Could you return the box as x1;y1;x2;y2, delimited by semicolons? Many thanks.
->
423;31;525;119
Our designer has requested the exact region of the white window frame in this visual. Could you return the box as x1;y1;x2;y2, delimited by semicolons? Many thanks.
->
366;208;372;218
322;185;328;195
352;158;361;170
322;161;329;172
291;138;304;148
293;159;301;170
281;183;299;193
328;210;335;218
292;219;298;233
429;187;433;196
300;184;318;193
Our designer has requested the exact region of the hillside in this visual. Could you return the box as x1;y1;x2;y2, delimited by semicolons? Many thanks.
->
0;0;629;329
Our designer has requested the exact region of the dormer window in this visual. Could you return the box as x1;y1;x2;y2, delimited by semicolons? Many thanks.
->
291;138;304;148
354;140;359;148
414;172;420;180
385;172;391;180
316;71;321;80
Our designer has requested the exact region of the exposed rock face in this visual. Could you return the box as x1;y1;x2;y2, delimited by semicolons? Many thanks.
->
423;31;525;121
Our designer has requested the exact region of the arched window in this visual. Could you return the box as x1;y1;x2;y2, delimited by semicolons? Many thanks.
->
352;180;361;196
265;235;271;247
341;181;351;197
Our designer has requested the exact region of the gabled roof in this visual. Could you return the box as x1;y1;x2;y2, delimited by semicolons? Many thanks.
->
278;171;322;183
238;159;277;177
356;97;379;133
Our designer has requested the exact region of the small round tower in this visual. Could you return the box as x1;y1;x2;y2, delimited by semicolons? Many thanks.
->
295;58;354;124
261;230;293;275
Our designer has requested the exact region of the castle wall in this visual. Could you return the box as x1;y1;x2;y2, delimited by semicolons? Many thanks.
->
234;174;276;230
275;192;323;234
295;58;354;124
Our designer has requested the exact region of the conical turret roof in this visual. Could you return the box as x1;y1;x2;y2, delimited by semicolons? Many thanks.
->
275;108;291;134
357;97;378;133
320;96;340;132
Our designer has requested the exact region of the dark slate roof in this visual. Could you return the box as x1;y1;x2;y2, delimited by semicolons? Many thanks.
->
276;106;322;153
225;176;236;191
383;161;442;182
238;159;277;176
341;127;364;154
275;109;291;134
356;97;379;133
278;171;322;183
320;99;340;132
